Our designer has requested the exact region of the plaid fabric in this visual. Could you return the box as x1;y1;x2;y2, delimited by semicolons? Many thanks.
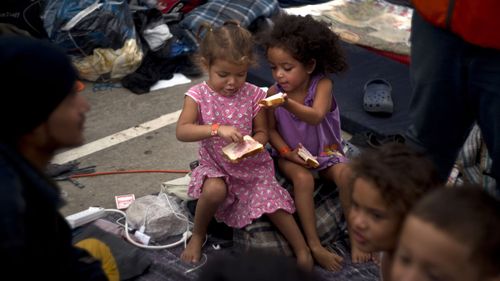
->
232;163;380;280
233;167;347;256
179;0;279;33
456;124;498;198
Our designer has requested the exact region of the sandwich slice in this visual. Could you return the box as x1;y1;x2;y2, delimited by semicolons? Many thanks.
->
297;144;320;168
259;93;286;107
222;135;264;162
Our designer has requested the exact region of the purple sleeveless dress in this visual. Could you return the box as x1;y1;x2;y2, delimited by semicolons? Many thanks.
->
274;75;347;170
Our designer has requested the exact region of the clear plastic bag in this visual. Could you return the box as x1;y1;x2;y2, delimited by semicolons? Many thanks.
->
125;193;189;240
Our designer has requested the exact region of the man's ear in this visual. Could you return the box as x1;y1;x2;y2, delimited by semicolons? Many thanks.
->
18;123;48;149
306;59;316;74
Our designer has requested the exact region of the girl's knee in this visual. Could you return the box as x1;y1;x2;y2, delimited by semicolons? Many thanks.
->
292;171;315;193
296;170;314;183
201;179;227;203
325;163;351;184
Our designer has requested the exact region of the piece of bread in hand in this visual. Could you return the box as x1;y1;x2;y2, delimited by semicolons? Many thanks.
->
259;93;285;107
222;135;264;162
297;145;320;168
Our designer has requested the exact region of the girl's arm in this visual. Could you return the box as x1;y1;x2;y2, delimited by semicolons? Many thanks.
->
176;96;243;143
267;107;308;166
267;107;287;151
283;78;333;125
252;108;268;145
176;96;213;142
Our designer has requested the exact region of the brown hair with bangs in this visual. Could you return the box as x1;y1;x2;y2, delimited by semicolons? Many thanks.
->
197;20;255;68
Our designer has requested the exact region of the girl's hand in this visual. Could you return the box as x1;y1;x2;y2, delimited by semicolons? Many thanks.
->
282;147;309;168
281;93;288;104
217;125;243;143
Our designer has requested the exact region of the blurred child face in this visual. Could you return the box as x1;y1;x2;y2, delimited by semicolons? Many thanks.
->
349;178;400;253
206;58;248;97
267;47;314;94
391;215;480;281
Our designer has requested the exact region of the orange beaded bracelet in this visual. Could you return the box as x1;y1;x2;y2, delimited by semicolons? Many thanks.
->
279;146;291;156
210;123;219;136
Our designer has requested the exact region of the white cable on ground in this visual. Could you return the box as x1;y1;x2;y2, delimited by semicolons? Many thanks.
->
103;208;191;250
184;253;208;275
104;208;208;273
102;192;208;272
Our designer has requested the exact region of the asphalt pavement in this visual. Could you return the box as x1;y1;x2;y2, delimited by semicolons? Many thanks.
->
58;76;205;216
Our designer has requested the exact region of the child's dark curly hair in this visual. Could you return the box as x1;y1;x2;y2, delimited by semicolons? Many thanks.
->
350;143;441;218
261;13;347;75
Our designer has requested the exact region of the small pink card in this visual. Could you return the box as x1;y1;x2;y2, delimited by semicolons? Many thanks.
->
115;194;135;209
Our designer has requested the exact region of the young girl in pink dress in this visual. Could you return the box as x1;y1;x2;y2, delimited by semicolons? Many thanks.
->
176;21;313;270
261;14;370;270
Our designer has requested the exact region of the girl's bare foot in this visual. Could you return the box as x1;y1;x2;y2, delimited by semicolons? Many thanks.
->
310;245;343;271
180;233;204;263
296;249;314;271
351;245;371;263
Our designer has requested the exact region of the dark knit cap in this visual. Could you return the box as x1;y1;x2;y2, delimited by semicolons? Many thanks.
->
0;36;77;142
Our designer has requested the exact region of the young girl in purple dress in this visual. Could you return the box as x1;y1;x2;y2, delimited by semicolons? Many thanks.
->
261;14;370;270
176;21;313;270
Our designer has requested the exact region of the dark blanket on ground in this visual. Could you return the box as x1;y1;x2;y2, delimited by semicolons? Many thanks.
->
95;186;379;281
247;41;412;137
132;238;379;281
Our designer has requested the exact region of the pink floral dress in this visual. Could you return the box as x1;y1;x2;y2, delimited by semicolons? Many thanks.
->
186;82;295;228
